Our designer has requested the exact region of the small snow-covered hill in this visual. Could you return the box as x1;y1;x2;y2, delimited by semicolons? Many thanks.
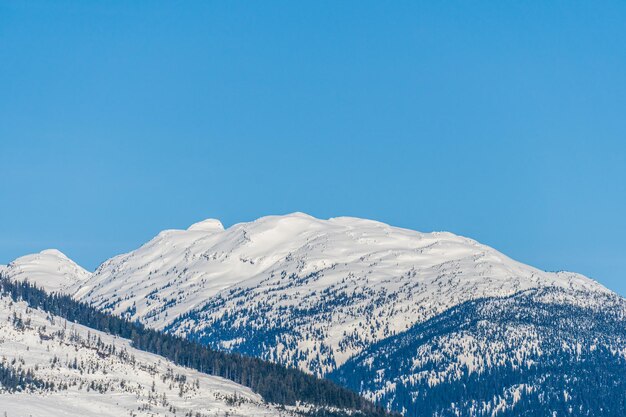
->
2;249;91;293
62;213;608;375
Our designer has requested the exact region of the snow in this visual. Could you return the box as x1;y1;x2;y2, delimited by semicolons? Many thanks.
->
0;294;290;417
4;213;613;375
2;249;91;294
188;219;225;232
337;286;626;415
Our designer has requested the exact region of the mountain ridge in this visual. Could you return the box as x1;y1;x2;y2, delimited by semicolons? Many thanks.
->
2;213;623;416
2;213;611;376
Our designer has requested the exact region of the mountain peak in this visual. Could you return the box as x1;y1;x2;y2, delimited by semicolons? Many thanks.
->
39;248;70;259
187;218;225;232
283;211;316;218
3;249;91;293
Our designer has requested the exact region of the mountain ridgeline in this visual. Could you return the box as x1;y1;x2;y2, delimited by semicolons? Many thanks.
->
0;275;392;417
2;213;625;416
60;214;607;377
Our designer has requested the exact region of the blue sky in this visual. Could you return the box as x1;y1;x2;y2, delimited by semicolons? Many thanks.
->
1;1;625;293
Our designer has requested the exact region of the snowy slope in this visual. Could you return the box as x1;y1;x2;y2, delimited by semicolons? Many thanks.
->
65;213;609;375
3;249;91;293
330;287;626;416
0;292;296;417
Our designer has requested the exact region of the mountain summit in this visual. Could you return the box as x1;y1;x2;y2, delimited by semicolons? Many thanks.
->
2;213;621;416
2;248;91;293
8;213;606;375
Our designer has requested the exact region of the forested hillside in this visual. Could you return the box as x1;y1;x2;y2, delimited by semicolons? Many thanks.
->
330;288;626;416
0;296;292;416
0;274;392;417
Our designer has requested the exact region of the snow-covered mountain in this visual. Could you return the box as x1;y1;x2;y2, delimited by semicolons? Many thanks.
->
0;290;293;417
3;213;623;416
2;249;91;293
19;213;605;376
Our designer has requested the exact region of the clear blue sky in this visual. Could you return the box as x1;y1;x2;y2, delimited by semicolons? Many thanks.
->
1;2;625;293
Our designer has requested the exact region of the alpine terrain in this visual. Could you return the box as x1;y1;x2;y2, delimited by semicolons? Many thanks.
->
0;278;390;417
2;213;624;416
0;289;288;416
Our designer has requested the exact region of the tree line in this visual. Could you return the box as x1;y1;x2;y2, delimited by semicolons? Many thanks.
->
0;275;395;417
